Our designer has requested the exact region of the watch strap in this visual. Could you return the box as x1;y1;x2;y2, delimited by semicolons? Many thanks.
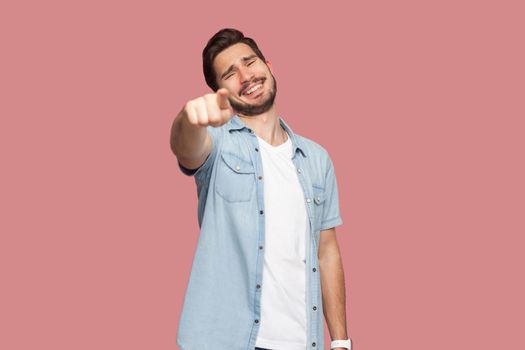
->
331;338;352;349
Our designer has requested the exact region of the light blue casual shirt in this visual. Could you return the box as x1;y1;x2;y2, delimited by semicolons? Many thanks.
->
176;115;343;350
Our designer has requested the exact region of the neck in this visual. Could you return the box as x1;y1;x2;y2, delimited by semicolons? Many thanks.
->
237;105;287;146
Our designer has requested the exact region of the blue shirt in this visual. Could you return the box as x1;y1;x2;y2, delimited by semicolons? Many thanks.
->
176;115;343;350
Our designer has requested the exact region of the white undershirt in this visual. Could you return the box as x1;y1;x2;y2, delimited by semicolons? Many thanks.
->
254;133;309;350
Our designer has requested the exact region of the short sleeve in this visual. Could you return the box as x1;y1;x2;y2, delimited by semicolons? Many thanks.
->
320;157;343;231
177;126;222;186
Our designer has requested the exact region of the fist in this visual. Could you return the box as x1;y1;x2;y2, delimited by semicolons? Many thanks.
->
183;88;234;127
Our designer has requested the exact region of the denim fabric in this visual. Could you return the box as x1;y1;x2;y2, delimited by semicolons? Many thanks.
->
176;115;343;350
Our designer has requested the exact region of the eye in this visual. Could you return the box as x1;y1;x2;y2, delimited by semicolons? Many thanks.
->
247;59;256;66
224;73;234;80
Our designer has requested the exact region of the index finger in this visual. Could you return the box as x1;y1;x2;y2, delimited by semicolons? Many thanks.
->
216;88;232;110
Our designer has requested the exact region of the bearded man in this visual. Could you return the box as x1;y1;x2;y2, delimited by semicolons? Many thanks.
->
170;28;351;350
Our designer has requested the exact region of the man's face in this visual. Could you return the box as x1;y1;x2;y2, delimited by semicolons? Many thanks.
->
213;43;277;116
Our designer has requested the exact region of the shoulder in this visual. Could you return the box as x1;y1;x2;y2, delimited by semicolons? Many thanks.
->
292;132;338;190
294;133;333;166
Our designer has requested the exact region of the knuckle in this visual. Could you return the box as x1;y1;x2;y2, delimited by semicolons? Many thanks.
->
196;118;208;127
207;111;218;121
196;97;206;106
203;94;216;105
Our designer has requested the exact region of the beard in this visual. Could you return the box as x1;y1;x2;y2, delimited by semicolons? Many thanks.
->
229;74;277;117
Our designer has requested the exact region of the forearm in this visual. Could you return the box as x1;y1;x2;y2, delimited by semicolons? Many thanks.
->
169;109;210;168
319;251;348;342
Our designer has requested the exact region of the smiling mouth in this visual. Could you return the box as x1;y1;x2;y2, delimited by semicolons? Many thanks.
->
241;78;265;97
244;84;263;95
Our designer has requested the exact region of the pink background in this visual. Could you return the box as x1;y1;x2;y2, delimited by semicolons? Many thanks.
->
1;0;524;349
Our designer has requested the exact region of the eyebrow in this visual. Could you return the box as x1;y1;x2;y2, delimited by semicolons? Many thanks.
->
220;55;258;79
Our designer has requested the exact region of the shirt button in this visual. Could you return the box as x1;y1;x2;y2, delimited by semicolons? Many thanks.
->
255;147;259;152
297;168;302;173
235;165;240;171
259;210;264;215
259;245;263;249
254;319;259;323
306;198;311;203
312;342;316;347
256;284;261;289
258;176;263;180
312;268;317;272
313;306;317;310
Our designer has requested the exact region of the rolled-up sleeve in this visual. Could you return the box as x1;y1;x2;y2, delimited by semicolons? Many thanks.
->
320;157;343;231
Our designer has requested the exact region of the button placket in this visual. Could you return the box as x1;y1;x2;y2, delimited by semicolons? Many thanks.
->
294;160;317;348
250;131;264;335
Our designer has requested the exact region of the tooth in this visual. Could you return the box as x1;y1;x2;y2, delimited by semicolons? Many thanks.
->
246;84;261;95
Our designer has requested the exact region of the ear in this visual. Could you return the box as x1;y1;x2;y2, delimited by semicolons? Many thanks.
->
265;60;273;74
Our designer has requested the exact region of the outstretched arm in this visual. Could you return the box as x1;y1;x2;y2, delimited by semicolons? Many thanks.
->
170;88;233;169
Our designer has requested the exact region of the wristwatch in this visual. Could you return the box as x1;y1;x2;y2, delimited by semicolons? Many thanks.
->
331;338;352;349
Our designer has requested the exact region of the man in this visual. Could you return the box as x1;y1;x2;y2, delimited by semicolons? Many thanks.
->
170;28;351;350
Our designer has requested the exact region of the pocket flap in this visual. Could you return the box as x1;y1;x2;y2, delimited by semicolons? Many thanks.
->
220;152;255;174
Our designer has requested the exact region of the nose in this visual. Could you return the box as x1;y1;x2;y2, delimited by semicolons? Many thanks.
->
238;65;254;84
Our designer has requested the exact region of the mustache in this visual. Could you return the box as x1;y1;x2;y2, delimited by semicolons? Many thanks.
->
239;77;265;96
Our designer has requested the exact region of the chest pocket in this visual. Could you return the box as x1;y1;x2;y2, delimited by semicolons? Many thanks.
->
215;152;256;202
312;185;326;231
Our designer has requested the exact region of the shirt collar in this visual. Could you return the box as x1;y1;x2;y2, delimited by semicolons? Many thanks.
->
226;114;307;158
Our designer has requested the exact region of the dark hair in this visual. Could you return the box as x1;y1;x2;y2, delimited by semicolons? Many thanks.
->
203;28;267;91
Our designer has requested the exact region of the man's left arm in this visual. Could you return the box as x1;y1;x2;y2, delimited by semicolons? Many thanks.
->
318;227;348;349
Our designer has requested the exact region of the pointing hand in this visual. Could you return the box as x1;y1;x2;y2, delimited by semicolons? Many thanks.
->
183;88;234;127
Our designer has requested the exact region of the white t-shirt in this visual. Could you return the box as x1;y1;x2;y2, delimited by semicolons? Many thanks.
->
254;132;309;350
